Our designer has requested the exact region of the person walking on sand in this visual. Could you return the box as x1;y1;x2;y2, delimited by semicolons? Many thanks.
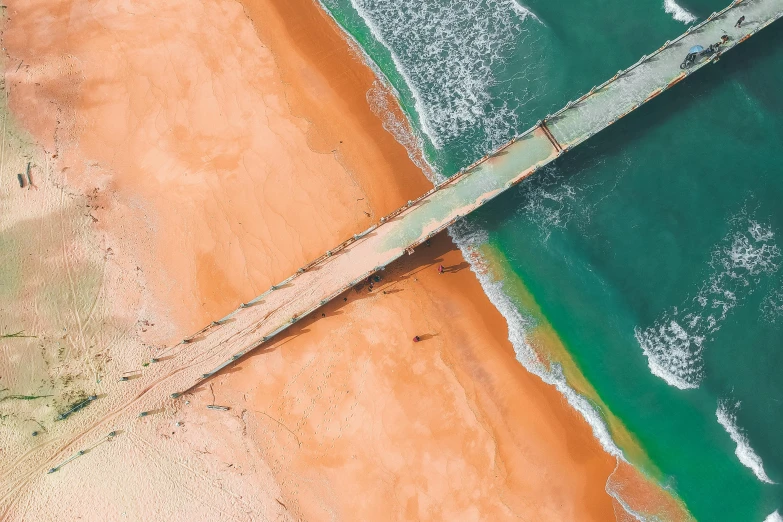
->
437;264;444;274
735;15;745;28
413;336;421;343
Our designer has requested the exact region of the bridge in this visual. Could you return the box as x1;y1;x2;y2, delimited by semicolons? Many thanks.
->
2;0;782;508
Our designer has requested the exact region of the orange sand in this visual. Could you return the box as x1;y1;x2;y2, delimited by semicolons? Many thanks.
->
5;0;431;340
202;235;619;520
1;0;670;519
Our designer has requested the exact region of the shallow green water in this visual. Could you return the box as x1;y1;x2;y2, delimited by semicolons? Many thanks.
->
320;0;783;519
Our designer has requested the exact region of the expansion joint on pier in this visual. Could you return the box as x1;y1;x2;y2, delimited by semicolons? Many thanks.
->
539;121;563;153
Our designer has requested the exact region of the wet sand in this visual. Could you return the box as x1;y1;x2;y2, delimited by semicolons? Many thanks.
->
2;0;668;519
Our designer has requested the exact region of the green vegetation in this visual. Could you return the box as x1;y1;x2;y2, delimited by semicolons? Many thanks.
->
0;393;52;402
1;330;36;339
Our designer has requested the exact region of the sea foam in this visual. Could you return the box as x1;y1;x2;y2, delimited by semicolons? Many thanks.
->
636;215;780;389
663;0;697;24
761;288;783;325
516;164;580;240
764;511;783;522
513;153;631;242
366;81;439;183
716;400;775;484
347;0;539;152
448;219;624;459
605;466;648;522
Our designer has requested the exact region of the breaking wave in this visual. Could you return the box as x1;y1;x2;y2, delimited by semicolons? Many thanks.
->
764;511;783;522
663;0;697;24
347;0;539;151
716;399;775;484
510;0;542;23
448;219;624;459
635;215;780;389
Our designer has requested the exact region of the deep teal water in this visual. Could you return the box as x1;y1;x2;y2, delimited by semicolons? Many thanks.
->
320;0;783;519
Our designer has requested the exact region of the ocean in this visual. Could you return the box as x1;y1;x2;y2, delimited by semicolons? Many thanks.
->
319;0;783;519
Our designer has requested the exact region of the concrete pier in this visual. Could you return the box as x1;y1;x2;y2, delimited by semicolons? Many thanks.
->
2;0;781;503
159;0;782;400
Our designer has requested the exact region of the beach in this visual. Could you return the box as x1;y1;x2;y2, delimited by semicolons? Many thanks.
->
202;234;624;520
2;0;668;519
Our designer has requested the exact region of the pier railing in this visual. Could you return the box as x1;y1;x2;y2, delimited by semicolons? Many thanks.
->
170;0;783;394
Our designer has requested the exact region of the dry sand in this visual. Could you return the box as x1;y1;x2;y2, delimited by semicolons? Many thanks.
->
1;0;679;519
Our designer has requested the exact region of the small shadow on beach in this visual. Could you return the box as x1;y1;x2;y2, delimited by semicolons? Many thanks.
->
318;310;345;317
441;261;469;274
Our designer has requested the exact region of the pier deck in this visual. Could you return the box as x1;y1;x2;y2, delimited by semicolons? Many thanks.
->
3;0;782;505
547;0;783;148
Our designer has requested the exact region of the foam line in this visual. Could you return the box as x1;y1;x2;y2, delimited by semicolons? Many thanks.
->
716;400;776;484
442;218;677;522
366;82;439;180
447;220;624;459
346;0;442;148
606;462;648;522
317;1;444;183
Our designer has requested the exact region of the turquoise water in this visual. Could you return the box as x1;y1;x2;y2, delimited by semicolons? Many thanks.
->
320;0;783;519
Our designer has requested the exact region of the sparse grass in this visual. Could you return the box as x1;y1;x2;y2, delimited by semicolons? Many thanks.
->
56;391;90;421
1;330;36;339
0;394;52;402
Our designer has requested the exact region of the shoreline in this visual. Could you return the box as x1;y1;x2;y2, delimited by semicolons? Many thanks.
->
473;240;693;520
1;0;675;520
205;233;622;520
201;0;667;519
